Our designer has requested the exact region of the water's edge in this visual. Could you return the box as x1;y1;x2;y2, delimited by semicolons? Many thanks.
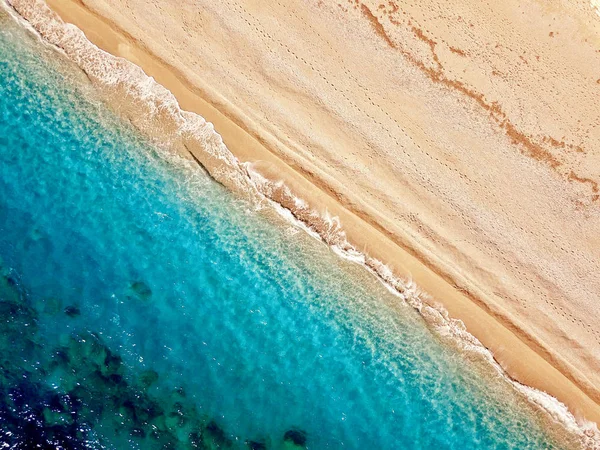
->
2;0;599;447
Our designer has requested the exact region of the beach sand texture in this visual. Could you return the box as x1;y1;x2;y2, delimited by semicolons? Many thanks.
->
15;0;600;428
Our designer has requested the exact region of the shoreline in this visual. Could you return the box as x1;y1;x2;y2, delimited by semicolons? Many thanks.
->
11;0;600;433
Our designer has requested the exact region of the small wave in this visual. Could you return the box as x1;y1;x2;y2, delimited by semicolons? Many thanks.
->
245;164;600;449
4;0;600;448
5;0;256;197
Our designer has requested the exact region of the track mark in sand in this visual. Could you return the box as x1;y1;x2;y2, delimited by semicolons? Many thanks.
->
568;171;600;201
359;3;396;48
353;1;598;203
449;46;467;57
409;23;442;69
542;136;585;154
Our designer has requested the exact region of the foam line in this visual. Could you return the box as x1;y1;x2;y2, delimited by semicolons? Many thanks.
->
3;0;599;447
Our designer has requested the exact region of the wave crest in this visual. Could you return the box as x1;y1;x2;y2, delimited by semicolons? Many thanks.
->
4;0;600;447
246;164;600;449
6;0;255;195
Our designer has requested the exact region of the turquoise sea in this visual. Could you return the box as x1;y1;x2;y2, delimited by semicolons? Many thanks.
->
0;7;584;450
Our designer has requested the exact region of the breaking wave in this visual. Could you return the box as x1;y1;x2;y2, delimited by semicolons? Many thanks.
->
3;0;599;447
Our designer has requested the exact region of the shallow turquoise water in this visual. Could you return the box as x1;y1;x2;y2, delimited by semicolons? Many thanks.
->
0;11;569;450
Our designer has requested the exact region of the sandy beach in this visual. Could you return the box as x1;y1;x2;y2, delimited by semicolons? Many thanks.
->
10;0;600;430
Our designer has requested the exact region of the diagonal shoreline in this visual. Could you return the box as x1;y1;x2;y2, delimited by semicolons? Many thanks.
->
14;0;600;432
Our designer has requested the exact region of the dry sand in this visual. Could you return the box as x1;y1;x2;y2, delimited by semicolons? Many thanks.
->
11;0;600;428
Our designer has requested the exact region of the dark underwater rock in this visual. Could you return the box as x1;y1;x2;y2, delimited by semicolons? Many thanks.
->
204;420;232;448
0;304;247;450
42;406;74;426
63;305;81;317
0;298;37;332
68;333;107;368
108;373;124;384
173;386;187;398
0;381;87;449
117;398;138;423
51;348;70;367
130;427;146;438
129;280;152;301
102;351;123;376
284;429;307;447
188;430;205;448
247;439;267;450
5;274;17;287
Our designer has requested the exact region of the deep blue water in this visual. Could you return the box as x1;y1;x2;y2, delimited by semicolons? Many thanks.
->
0;10;572;450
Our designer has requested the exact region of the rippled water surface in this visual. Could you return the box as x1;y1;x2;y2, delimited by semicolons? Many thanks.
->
0;10;572;450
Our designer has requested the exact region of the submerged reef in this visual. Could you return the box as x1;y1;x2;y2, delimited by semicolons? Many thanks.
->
0;268;307;449
283;429;307;448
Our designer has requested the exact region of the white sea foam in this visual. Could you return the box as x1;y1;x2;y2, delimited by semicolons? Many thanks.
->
3;0;600;447
592;0;600;18
245;164;600;449
4;0;254;196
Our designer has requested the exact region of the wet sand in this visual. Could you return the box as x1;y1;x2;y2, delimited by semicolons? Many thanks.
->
10;0;600;429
